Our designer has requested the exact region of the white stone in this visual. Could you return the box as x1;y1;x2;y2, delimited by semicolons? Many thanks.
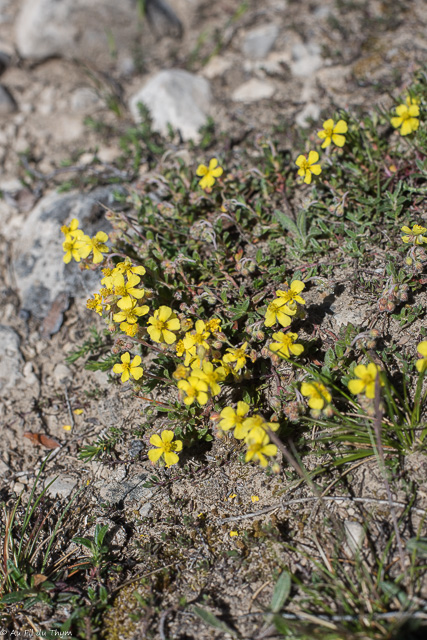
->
129;69;212;142
0;325;23;393
232;78;275;102
295;102;321;128
46;475;78;499
202;56;233;79
344;520;365;555
53;363;72;385
70;87;101;112
291;42;322;77
242;24;279;60
15;0;177;63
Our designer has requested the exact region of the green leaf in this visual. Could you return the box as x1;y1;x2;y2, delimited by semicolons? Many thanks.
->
192;606;237;636
270;571;291;613
406;537;427;557
274;210;298;235
272;614;291;633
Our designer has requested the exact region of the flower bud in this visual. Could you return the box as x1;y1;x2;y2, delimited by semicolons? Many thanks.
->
386;300;395;312
255;330;265;341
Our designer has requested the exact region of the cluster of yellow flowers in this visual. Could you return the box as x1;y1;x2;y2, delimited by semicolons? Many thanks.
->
217;402;278;467
295;96;421;185
61;218;109;264
295;118;348;184
264;279;305;360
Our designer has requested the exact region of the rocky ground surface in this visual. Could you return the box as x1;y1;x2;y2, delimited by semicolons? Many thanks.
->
0;0;427;637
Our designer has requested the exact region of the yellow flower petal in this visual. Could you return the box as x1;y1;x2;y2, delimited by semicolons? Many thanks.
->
307;150;319;164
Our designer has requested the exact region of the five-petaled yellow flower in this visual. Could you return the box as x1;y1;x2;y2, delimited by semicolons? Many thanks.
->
391;100;420;136
112;352;144;383
276;280;306;306
196;158;223;190
148;430;183;467
415;341;427;374
301;381;331;409
61;218;83;239
147;306;180;344
63;236;83;264
219;401;250;435
347;363;384;399
295;151;322;184
264;298;296;328
401;224;426;245
317;119;348;148
177;376;209;405
223;342;249;372
113;300;149;331
245;427;277;467
78;231;109;264
270;332;304;359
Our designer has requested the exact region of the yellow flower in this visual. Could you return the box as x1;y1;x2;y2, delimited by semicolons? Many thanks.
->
401;224;426;245
148;430;183;467
237;414;278;441
223;342;249;372
206;318;222;333
61;218;83;238
113;301;149;331
183;320;211;353
177;376;209;405
295;151;322;184
219;401;250;435
264;298;296;328
147;306;180;344
173;364;190;380
196;158;224;190
301;381;331;409
62;236;83;263
86;293;104;315
191;361;226;396
112;352;143;383
245;428;278;467
114;274;145;309
270;332;304;359
115;259;146;278
415;341;427;374
122;323;139;337
78;231;109;264
347;363;384;399
251;495;259;503
276;280;306;305
391;102;420;136
317;118;348;148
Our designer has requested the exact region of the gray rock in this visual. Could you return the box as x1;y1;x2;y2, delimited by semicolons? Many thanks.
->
295;102;321;128
46;475;78;499
52;363;72;385
344;520;365;555
15;0;181;62
129;69;212;141
232;78;275;102
0;84;17;115
99;473;153;506
0;325;23;393
242;24;279;59
12;187;120;320
291;42;322;77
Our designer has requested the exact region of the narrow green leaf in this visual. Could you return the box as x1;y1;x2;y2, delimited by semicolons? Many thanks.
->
270;571;291;613
192;606;237;636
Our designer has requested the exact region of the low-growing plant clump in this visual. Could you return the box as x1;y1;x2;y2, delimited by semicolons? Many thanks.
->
2;72;427;639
